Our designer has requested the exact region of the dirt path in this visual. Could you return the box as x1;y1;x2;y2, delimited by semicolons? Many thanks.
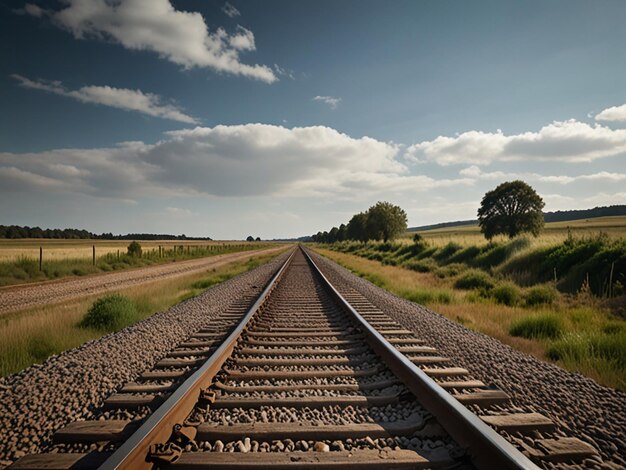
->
0;246;287;315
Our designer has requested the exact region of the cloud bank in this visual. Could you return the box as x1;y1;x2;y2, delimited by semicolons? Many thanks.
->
0;124;471;201
23;0;276;83
12;74;198;123
406;120;626;165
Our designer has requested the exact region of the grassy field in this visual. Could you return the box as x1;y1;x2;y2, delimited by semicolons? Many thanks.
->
404;215;626;247
315;218;626;390
0;250;284;377
0;239;274;287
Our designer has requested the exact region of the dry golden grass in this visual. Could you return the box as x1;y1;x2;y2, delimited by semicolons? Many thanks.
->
402;215;626;247
0;239;264;262
0;250;282;377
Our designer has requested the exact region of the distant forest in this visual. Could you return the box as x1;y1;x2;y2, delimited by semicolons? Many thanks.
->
0;226;212;241
408;205;626;232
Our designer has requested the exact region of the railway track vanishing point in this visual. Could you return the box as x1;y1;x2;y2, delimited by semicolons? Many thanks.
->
11;247;601;469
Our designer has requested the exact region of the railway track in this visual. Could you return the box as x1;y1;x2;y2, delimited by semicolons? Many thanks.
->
10;247;601;469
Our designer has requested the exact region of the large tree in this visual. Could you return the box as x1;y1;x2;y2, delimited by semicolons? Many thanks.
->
365;201;408;242
478;180;545;239
347;212;369;241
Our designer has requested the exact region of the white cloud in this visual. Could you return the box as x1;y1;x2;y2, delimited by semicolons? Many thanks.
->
595;103;626;123
27;0;276;83
406;119;626;165
460;165;626;185
222;2;240;18
12;74;198;124
313;95;341;110
0;124;471;200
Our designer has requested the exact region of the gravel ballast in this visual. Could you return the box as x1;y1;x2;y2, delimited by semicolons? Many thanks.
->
308;249;626;468
0;251;290;467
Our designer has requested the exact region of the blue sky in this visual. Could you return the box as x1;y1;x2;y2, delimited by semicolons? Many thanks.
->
1;0;625;239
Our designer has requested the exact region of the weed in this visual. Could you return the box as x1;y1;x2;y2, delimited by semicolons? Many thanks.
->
509;313;563;339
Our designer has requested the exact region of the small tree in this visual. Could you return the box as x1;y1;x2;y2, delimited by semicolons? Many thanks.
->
478;180;544;240
246;235;254;242
255;237;261;241
365;201;408;242
127;241;142;257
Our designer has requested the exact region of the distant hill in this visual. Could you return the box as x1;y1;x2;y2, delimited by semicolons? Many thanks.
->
408;205;626;232
0;225;212;241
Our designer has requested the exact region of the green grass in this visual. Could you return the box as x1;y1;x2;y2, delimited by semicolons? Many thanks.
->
0;251;282;377
509;313;564;339
491;282;521;306
525;285;558;306
547;332;626;389
399;288;454;305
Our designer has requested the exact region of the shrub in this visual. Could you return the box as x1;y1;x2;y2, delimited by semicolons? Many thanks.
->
435;263;466;279
79;294;138;331
454;269;495;290
434;242;463;262
412;233;424;243
403;259;437;273
492;282;520;306
448;245;481;264
474;237;531;269
525;285;557;306
509;313;563;339
127;241;142;257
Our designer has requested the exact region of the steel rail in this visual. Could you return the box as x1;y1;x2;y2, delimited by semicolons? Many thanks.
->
302;247;539;470
99;248;297;470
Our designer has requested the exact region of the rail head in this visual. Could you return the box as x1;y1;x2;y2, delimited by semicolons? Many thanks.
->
302;247;539;470
99;248;297;470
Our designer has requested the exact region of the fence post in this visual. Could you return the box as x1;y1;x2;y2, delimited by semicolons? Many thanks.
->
93;245;96;266
39;246;43;272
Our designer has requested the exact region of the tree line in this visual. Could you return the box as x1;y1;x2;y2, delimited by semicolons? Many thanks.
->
0;225;212;241
312;201;408;243
313;181;549;243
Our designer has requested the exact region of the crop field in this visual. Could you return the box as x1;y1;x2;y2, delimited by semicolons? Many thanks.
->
0;239;253;262
0;239;273;287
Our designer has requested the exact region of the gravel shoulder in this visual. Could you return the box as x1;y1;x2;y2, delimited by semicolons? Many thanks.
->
309;249;626;468
0;251;291;467
0;246;286;315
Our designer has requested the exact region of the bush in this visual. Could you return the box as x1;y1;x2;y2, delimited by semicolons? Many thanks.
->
474;237;531;269
492;282;520;306
79;294;138;331
525;285;557;306
434;242;463;262
435;263;466;279
454;269;495;290
403;259;437;273
448;245;481;264
412;233;424;243
127;241;142;257
509;313;563;339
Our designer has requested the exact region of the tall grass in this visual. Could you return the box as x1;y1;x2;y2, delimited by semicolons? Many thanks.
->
509;314;564;339
0;243;272;287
